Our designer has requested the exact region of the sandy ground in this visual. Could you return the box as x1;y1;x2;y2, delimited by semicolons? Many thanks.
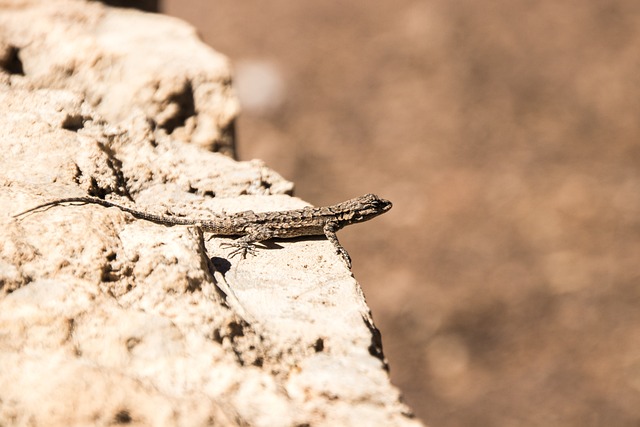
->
165;1;640;425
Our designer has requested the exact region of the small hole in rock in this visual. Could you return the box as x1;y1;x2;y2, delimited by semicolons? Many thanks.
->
160;80;195;134
61;114;85;131
114;409;132;424
1;46;24;75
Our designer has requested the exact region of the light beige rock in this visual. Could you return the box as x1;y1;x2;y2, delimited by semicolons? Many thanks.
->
0;1;423;426
1;0;238;155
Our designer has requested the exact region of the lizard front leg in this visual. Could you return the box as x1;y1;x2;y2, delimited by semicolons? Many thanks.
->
220;226;274;259
323;221;352;268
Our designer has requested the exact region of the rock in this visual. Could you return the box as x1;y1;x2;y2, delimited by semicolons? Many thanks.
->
0;1;422;426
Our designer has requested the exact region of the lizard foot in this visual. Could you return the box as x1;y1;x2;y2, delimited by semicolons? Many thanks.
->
221;241;257;259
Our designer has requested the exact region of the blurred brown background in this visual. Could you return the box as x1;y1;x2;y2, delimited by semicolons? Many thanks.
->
162;1;640;425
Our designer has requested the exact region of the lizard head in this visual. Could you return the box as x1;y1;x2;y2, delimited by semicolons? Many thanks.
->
343;194;392;224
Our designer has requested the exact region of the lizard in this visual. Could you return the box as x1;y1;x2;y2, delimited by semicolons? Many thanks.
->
13;194;392;268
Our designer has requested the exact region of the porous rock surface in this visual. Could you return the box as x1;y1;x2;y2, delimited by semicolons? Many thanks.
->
0;1;422;426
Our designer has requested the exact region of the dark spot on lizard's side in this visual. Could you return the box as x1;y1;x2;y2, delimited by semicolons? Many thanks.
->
313;337;325;352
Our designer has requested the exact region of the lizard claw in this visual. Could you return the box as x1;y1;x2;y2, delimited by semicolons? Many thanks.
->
221;241;257;259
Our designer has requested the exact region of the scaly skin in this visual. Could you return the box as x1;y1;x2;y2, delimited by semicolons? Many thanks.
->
14;194;392;268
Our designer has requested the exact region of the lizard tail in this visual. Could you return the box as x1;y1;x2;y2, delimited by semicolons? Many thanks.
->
13;196;200;226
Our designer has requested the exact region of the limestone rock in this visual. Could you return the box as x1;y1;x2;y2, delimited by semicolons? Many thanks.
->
0;1;422;426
